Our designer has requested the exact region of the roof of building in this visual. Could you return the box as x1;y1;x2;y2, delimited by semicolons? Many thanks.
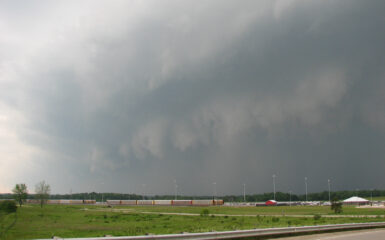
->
343;196;369;202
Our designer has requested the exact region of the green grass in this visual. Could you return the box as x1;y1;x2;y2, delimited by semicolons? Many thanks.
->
116;205;385;216
1;204;385;239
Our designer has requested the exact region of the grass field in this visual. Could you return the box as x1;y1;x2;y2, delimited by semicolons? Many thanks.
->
115;205;385;216
2;204;385;239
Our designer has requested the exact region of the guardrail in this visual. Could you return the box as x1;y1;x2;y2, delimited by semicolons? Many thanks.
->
43;222;385;240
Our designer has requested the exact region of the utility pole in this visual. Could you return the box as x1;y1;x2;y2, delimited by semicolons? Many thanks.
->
243;183;246;202
272;174;276;200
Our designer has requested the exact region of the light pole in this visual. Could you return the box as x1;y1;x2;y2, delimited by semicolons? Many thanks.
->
289;190;292;207
243;183;246;202
305;177;308;202
101;182;104;203
174;179;178;200
371;189;373;204
213;182;217;200
142;184;146;200
328;179;331;203
272;174;276;200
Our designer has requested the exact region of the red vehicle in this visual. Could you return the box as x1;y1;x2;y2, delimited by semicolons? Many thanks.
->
265;200;277;206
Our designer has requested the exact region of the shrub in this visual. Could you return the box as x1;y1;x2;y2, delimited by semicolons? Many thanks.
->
272;217;280;222
313;214;321;220
331;198;343;214
0;200;17;214
200;209;209;216
0;200;17;238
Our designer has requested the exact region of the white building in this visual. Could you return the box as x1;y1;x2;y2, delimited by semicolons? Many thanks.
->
343;196;369;205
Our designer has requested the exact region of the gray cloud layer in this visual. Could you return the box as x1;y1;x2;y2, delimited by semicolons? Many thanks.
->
0;0;385;195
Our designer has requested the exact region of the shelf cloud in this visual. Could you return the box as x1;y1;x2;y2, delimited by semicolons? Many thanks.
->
1;0;385;195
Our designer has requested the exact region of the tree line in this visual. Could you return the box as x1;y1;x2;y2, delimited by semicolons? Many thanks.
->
225;189;385;202
2;188;385;202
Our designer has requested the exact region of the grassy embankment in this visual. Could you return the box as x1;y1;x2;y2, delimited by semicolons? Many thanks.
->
2;204;385;239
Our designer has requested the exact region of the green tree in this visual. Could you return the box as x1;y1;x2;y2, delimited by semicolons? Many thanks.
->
12;184;28;207
35;181;51;208
331;197;343;214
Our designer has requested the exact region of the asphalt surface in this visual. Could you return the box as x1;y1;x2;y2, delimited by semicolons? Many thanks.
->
268;228;385;240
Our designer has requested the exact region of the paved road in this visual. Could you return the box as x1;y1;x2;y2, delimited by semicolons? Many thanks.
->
268;229;385;240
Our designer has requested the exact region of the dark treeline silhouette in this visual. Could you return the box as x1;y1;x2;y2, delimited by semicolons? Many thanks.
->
1;189;384;202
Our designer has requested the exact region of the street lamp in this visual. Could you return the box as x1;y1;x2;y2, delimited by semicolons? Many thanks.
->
328;179;331;203
305;177;308;202
272;174;276;200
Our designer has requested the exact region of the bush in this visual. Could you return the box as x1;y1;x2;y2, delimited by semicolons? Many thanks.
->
200;209;209;216
313;214;321;220
272;217;280;222
331;198;343;214
0;200;17;238
0;200;17;214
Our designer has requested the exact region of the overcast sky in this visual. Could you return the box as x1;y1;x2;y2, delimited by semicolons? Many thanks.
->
1;0;385;195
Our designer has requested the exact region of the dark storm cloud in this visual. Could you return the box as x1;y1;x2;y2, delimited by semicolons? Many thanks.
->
1;0;385;194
